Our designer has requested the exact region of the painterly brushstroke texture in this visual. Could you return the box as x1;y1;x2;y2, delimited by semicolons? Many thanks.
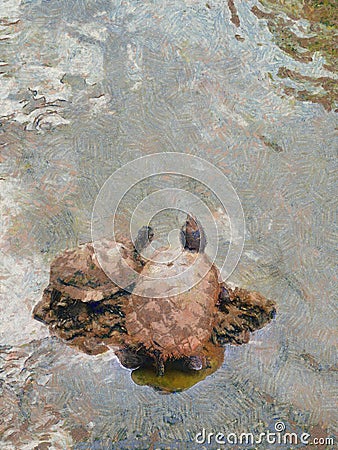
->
0;0;336;448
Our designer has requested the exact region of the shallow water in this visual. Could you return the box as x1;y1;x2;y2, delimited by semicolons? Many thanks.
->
0;0;337;448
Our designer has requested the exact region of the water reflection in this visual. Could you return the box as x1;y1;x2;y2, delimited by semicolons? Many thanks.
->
131;343;225;393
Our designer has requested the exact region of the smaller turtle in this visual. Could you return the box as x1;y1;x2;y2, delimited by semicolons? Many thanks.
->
33;226;153;354
122;214;276;375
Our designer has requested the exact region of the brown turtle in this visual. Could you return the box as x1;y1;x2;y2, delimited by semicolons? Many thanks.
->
120;214;276;375
33;226;154;354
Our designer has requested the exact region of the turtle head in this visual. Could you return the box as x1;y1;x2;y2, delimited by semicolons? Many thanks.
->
134;225;154;254
180;214;206;253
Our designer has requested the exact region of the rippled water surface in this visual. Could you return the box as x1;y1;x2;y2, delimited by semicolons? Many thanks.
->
0;0;336;448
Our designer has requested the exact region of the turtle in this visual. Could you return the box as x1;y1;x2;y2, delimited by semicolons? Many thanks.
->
120;214;276;375
33;225;154;354
33;214;276;373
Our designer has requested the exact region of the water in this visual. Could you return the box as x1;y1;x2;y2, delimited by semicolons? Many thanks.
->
0;0;336;448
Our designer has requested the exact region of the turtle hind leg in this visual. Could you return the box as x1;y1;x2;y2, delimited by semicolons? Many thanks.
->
183;355;210;371
115;347;145;370
213;284;276;346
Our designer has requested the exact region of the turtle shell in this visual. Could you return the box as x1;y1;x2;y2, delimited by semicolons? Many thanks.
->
125;248;221;361
33;236;141;354
48;236;142;302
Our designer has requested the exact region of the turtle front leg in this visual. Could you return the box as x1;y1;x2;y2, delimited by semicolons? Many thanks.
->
213;284;276;346
153;350;165;376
